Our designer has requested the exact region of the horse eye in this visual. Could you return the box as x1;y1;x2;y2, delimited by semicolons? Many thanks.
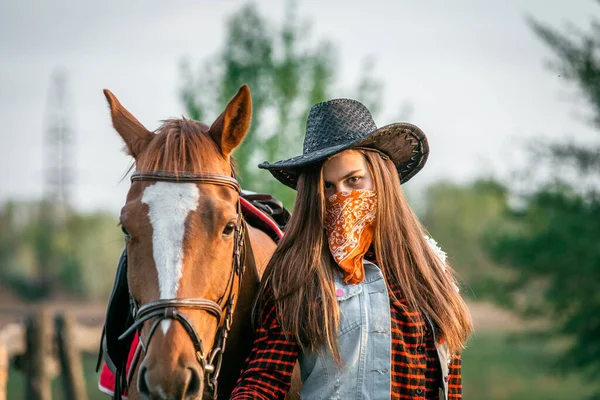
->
222;222;236;237
121;225;131;239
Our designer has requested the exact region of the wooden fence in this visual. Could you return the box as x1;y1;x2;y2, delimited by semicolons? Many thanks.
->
0;308;102;400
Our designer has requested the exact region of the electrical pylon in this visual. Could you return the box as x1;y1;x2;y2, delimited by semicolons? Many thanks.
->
43;67;74;222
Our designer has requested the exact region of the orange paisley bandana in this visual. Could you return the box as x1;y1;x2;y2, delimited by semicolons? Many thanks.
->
324;189;377;284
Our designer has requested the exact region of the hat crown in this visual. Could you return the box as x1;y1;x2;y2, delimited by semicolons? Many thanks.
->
303;99;377;154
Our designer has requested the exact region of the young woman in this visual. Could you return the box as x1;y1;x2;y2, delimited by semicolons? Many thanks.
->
230;99;472;399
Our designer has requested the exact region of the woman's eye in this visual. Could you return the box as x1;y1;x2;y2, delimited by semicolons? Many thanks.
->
324;182;332;189
348;176;361;184
223;222;236;237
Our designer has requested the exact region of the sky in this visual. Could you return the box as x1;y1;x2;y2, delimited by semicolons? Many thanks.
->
1;0;598;213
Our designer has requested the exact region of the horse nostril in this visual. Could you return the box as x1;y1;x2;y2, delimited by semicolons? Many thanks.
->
137;363;202;399
185;367;202;398
138;366;150;396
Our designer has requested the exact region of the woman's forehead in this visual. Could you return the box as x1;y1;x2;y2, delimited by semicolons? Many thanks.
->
322;150;367;178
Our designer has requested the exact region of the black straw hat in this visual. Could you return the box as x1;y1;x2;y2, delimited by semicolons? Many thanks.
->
259;98;429;190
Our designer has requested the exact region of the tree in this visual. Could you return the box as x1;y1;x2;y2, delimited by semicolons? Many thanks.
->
0;200;123;299
421;179;510;298
485;10;600;397
180;1;382;208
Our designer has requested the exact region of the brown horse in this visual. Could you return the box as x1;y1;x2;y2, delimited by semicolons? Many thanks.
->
102;85;299;399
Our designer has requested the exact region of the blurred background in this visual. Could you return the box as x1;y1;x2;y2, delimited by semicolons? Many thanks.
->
1;0;599;398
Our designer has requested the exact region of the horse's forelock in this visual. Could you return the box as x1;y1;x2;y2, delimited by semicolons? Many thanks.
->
136;118;222;174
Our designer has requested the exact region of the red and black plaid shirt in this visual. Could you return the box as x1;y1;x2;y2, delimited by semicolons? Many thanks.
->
231;269;462;399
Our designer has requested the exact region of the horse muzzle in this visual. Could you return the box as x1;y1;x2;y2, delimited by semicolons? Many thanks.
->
138;361;204;400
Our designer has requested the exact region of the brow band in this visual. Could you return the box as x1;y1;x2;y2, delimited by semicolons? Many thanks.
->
130;171;241;193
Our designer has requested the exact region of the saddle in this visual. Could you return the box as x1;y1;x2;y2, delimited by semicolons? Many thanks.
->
239;190;289;240
97;192;288;398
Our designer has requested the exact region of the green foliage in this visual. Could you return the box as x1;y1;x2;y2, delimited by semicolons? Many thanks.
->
0;200;123;299
180;1;382;209
487;185;600;382
482;10;600;396
422;179;510;298
528;16;600;178
462;331;597;400
529;16;600;131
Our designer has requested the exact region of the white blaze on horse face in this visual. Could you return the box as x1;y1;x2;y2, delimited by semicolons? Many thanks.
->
142;182;200;334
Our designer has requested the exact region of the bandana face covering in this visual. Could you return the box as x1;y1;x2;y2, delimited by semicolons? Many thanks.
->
325;189;377;284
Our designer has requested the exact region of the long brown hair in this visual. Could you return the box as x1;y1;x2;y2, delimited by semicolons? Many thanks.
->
257;149;472;360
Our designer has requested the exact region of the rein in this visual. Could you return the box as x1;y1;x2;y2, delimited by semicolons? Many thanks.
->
119;170;248;399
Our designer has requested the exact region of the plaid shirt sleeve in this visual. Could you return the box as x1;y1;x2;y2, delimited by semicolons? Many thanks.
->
447;354;462;399
230;291;300;400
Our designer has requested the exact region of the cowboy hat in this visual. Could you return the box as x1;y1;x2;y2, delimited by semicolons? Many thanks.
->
259;98;429;189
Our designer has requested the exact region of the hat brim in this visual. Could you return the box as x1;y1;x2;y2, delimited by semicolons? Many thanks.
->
258;122;429;190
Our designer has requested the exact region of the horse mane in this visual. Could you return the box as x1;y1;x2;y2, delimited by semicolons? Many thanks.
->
136;118;237;174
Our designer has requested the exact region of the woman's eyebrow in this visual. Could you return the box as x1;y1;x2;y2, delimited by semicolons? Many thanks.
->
324;169;363;184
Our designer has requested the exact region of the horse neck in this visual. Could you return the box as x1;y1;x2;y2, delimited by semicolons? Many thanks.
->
214;225;273;397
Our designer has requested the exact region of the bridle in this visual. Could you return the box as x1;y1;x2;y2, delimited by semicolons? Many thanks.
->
118;170;248;399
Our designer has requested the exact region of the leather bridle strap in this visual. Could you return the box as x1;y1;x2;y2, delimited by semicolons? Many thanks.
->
131;171;241;193
118;299;223;365
205;225;256;394
118;169;246;400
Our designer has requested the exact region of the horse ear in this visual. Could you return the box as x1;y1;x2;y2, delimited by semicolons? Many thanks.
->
103;89;153;158
209;84;252;158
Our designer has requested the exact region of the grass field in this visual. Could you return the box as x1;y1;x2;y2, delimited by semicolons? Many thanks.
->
7;330;596;399
462;331;595;399
7;354;107;400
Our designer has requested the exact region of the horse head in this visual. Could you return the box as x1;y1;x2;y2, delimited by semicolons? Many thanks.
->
104;85;252;399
